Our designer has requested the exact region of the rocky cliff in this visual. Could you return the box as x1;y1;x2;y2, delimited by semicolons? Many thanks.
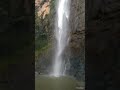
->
35;0;85;81
35;0;51;18
70;0;85;59
35;0;85;58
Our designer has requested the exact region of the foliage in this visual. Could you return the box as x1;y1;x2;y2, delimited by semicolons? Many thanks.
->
35;11;48;59
35;0;56;59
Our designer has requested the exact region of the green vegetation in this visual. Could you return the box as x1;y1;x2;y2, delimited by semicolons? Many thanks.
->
35;0;56;60
35;7;49;60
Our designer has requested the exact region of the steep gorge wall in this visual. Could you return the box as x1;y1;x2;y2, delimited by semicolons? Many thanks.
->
35;0;85;80
70;0;85;32
70;0;85;59
35;0;85;59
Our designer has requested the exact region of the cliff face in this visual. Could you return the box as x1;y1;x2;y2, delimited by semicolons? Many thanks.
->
69;0;85;81
35;0;51;19
69;0;85;59
35;0;85;58
35;0;41;7
35;0;85;81
70;0;85;32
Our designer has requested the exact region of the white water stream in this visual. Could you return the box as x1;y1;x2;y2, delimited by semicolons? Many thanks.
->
51;0;71;77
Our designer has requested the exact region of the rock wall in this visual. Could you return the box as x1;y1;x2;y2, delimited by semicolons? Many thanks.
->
35;0;85;81
35;0;51;19
70;0;85;59
70;0;85;32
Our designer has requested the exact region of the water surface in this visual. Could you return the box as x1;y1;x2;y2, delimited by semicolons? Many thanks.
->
35;75;78;90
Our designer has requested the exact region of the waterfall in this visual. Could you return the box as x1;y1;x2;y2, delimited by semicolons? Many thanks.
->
51;0;71;77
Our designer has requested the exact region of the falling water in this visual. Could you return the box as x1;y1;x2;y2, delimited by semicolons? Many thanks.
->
51;0;71;77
